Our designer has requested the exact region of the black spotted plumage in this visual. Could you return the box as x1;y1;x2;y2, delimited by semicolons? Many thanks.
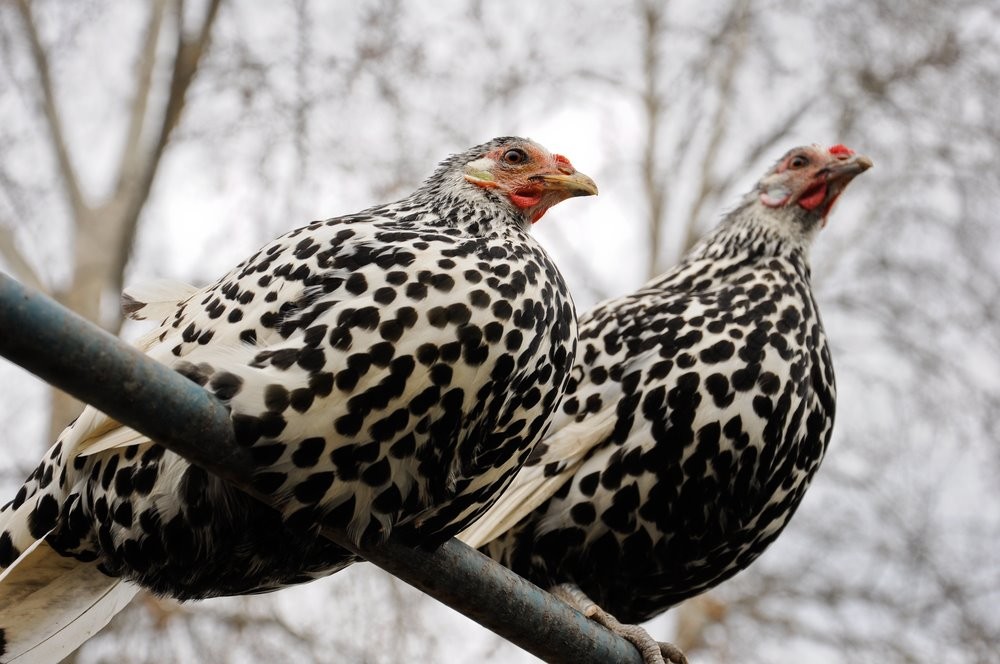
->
0;137;597;662
463;145;871;637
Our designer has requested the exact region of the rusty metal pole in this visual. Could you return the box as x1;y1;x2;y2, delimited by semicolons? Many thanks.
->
0;273;643;664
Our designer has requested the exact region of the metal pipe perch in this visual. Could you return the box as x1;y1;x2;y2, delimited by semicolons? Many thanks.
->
0;272;643;664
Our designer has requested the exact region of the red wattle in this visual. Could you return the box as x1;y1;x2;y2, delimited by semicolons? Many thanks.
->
510;192;542;208
798;183;828;210
510;185;543;210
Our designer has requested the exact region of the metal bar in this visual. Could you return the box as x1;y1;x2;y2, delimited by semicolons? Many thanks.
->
0;273;643;664
350;536;643;663
0;275;251;481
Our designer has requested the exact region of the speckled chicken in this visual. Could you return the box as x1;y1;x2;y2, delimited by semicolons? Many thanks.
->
0;137;597;663
462;144;872;664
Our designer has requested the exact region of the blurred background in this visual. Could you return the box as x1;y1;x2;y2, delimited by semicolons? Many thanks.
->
0;1;998;662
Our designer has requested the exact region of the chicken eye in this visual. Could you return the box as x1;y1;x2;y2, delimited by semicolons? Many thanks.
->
789;155;809;169
503;148;528;165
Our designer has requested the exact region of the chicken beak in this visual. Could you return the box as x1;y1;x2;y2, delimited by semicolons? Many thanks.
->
533;171;599;198
810;153;873;225
824;154;874;182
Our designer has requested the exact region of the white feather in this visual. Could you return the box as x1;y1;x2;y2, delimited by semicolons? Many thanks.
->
0;540;138;663
121;279;199;321
459;406;618;549
0;403;145;664
74;425;148;458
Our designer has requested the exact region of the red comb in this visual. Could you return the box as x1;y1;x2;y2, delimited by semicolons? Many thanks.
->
829;144;853;156
554;154;571;166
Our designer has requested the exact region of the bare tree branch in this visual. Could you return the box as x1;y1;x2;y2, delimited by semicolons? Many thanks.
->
116;0;169;192
13;0;86;219
108;0;224;300
639;0;667;279
681;0;750;255
715;94;818;197
0;157;45;291
0;222;43;292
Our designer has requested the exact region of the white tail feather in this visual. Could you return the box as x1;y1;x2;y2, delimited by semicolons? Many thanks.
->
74;426;148;458
459;407;618;548
55;404;149;459
0;403;145;663
121;279;198;321
0;540;138;663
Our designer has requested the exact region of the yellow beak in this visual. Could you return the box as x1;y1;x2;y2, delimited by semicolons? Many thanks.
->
533;171;599;197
